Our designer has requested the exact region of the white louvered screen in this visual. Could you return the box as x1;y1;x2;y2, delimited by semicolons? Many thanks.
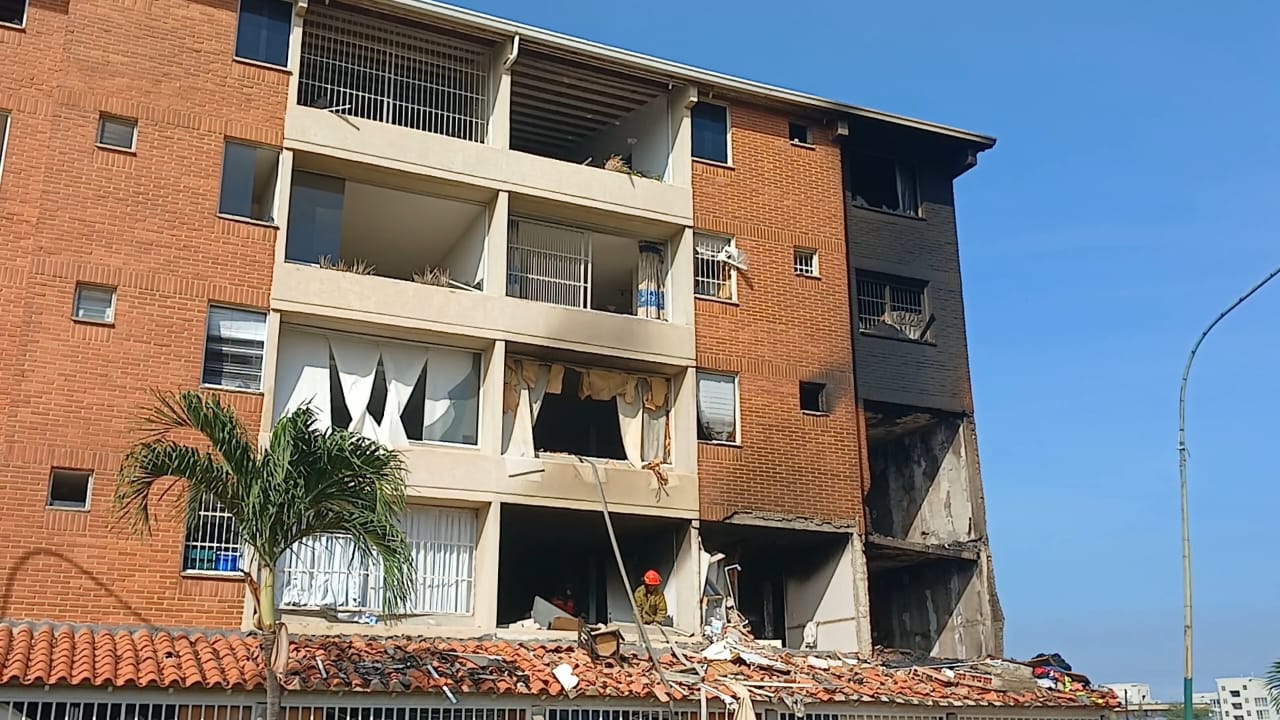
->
696;371;737;443
202;306;267;391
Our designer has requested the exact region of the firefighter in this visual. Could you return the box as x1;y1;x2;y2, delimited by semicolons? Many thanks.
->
633;569;668;625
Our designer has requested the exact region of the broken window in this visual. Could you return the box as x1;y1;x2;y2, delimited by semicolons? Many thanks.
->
799;381;827;414
218;140;280;222
535;368;628;460
696;371;738;443
693;233;735;300
846;149;919;216
47;468;91;510
788;121;811;145
856;271;932;342
279;505;477;615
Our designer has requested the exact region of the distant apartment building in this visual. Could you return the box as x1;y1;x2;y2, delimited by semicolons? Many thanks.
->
0;0;999;665
1212;678;1276;720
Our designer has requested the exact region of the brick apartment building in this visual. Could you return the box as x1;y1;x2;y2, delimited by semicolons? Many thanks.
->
0;0;1005;691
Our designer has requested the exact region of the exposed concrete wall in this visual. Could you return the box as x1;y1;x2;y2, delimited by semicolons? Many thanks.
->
868;555;996;659
440;206;489;288
783;533;871;652
565;94;672;181
866;416;976;544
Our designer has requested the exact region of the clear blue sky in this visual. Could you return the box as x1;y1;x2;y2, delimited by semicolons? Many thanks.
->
450;0;1280;699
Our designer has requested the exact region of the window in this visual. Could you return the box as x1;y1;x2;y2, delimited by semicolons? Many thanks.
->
218;140;279;223
280;505;477;615
72;284;116;323
96;116;137;151
235;0;292;67
47;469;91;510
800;381;827;414
1255;700;1268;708
794;248;818;277
1233;692;1243;699
1257;710;1270;719
696;371;738;444
0;0;25;28
788;121;811;145
202;305;267;391
0;111;10;184
694;232;735;300
846;149;919;217
182;496;242;574
856;271;932;341
692;102;729;164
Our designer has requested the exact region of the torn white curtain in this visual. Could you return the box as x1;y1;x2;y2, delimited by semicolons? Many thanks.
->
884;310;926;340
272;329;332;430
378;343;428;449
642;401;669;463
896;164;919;215
279;534;374;610
637;243;666;320
424;347;478;444
329;336;382;441
619;378;669;466
502;362;550;459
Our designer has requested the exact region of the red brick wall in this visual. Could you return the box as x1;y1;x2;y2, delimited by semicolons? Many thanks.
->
0;0;286;626
693;101;865;525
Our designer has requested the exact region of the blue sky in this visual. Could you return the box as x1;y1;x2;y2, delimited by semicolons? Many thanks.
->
449;0;1280;699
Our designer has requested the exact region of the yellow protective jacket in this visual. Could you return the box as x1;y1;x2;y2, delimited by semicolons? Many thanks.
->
633;585;667;624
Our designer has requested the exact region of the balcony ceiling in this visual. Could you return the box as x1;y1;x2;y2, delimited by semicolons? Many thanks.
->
511;49;670;159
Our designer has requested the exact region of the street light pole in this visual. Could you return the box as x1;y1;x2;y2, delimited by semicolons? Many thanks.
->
1177;263;1280;720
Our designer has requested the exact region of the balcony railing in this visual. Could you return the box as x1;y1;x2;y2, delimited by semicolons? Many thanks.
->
299;4;491;143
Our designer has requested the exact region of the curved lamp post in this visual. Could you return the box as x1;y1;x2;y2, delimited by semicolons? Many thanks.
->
1178;264;1280;720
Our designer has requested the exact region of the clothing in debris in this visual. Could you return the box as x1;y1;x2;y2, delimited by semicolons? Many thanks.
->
633;584;667;624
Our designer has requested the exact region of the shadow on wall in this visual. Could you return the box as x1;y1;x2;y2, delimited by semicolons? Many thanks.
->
867;557;976;656
0;547;156;626
864;405;969;542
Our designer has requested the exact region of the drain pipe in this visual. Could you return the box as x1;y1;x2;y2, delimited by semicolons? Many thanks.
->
503;34;521;70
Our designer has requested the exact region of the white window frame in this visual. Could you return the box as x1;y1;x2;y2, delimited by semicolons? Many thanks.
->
71;283;117;324
696;370;740;446
46;468;93;511
0;1;26;29
693;232;737;302
201;304;268;392
794;247;818;277
96;115;138;152
0;111;10;184
692;100;732;166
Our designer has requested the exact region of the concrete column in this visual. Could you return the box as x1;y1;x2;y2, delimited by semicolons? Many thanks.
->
287;1;308;102
484;191;509;296
672;367;698;476
848;531;875;653
667;85;697;188
784;532;871;652
471;500;502;632
257;310;285;443
480;340;508;455
670;521;702;632
488;38;515;149
272;149;296;266
668;227;695;327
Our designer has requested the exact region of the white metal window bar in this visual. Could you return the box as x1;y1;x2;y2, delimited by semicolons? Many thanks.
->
279;505;477;615
181;496;242;574
856;274;927;337
299;5;491;143
794;248;818;277
507;219;590;309
693;233;734;300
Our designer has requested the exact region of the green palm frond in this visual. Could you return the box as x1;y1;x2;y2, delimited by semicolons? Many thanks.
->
115;390;416;616
1266;659;1280;711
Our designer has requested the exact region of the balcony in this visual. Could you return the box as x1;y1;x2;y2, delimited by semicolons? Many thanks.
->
284;163;489;288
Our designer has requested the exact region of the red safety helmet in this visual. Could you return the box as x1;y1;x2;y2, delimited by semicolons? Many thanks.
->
643;569;661;586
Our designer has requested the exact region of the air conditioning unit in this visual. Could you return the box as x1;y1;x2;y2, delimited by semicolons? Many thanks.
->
717;246;749;271
833;118;850;137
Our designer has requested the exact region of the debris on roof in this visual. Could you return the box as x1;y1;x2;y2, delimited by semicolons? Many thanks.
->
0;620;1118;710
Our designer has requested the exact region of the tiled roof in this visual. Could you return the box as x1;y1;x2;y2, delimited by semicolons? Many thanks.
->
0;621;1117;709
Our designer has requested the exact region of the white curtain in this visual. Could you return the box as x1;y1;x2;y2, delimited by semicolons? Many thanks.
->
642;404;669;463
329;337;382;440
279;534;372;610
617;391;645;466
697;373;737;442
636;243;666;320
272;329;333;430
502;362;552;477
424;348;479;445
378;343;428;449
404;506;476;615
896;165;919;215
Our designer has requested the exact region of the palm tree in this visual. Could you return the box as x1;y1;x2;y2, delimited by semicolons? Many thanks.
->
114;391;416;720
1267;659;1280;711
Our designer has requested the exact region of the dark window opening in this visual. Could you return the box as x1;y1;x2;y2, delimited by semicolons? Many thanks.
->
856;271;932;342
534;368;627;460
0;0;26;26
788;121;810;144
800;381;827;413
48;468;91;510
692;102;729;164
846;149;919;216
236;0;292;67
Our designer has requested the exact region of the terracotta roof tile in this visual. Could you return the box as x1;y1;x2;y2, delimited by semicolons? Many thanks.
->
0;621;1117;710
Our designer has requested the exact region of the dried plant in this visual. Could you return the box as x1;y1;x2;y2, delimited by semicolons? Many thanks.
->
319;255;376;275
412;265;451;287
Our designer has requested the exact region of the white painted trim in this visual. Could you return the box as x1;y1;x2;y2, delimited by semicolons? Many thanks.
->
96;114;138;152
695;368;740;445
0;0;26;29
0;111;10;184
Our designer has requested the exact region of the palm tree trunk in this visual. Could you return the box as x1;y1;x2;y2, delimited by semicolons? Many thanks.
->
259;566;282;720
